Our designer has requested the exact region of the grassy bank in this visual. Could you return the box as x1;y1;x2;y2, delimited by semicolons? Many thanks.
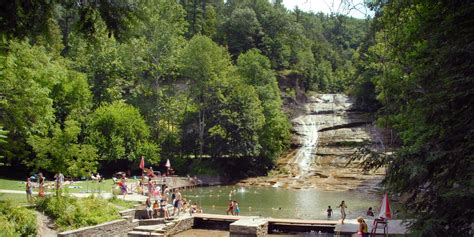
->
36;195;133;231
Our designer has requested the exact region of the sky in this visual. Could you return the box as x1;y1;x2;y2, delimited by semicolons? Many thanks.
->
282;0;373;19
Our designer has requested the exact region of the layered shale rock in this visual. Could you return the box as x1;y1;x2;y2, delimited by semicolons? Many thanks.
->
239;94;385;192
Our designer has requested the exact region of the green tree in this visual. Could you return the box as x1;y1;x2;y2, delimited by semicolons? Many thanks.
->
0;40;66;165
206;80;265;157
223;7;263;57
87;101;160;164
237;49;290;160
0;0;140;40
179;35;236;156
28;119;98;177
355;1;474;235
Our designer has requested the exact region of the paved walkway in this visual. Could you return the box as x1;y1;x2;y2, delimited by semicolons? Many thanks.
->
0;189;148;202
0;176;197;202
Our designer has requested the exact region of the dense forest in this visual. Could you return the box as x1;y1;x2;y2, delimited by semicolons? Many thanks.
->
0;0;368;177
352;0;473;236
0;0;472;235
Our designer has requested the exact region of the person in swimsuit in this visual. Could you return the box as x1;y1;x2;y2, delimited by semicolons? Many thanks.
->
145;197;153;219
338;200;347;224
357;216;369;237
327;205;333;218
367;207;374;217
226;200;234;215
233;201;240;216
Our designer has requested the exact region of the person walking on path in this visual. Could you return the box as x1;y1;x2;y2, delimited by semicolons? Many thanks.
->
120;175;128;199
338;200;347;224
26;178;33;202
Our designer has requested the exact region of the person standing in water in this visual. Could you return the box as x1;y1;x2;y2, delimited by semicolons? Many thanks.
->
338;200;347;224
367;207;374;217
327;205;333;218
226;200;234;215
233;201;240;216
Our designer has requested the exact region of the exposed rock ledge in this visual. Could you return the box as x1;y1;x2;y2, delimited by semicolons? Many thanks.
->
238;94;385;192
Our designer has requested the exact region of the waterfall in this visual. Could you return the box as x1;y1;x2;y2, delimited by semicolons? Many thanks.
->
292;103;320;178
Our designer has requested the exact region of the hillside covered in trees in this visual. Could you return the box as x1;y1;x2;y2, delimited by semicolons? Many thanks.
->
0;0;367;177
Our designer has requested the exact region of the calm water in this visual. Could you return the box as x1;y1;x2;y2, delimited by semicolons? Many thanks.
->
182;186;378;220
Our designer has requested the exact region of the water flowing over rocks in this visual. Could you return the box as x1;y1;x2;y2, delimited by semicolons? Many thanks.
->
239;94;385;192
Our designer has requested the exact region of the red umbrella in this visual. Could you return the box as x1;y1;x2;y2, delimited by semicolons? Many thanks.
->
139;156;145;170
378;193;392;219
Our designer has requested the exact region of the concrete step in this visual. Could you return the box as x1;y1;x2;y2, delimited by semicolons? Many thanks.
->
128;230;164;237
133;224;166;232
138;218;166;225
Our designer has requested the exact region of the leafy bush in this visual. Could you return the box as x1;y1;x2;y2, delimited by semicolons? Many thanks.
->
36;195;121;231
0;201;37;236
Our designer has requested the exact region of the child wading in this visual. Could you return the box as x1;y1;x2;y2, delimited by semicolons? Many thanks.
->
233;201;240;216
226;200;234;215
327;205;333;218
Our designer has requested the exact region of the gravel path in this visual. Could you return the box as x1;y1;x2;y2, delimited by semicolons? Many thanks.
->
36;211;57;237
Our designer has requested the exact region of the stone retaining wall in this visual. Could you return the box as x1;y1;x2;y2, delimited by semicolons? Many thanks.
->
57;217;138;237
165;217;195;236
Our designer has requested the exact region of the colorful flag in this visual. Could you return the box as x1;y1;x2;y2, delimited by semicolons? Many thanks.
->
139;156;145;170
378;193;392;219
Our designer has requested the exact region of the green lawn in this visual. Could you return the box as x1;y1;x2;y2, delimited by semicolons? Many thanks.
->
0;193;29;205
0;178;27;190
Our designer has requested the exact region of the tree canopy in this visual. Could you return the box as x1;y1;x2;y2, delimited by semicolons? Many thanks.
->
351;0;473;235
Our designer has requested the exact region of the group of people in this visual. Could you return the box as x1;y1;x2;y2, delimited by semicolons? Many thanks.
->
144;187;203;219
226;200;240;216
325;201;374;237
25;172;65;202
326;201;375;222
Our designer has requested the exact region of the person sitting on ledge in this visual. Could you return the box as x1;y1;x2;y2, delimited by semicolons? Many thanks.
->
145;197;153;219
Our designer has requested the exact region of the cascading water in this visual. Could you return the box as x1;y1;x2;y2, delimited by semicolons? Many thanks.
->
291;104;320;178
247;93;384;191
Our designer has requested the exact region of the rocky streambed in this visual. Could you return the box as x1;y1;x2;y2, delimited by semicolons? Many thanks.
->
238;94;385;192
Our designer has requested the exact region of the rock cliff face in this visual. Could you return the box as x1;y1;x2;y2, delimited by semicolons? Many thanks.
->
239;94;384;192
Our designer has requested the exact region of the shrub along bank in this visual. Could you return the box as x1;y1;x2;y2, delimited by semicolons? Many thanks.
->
35;195;122;231
0;201;37;236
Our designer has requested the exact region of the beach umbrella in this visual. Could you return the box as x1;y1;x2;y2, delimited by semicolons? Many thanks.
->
378;193;392;219
139;156;145;170
165;159;171;168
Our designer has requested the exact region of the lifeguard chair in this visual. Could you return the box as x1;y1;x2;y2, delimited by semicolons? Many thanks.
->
371;193;391;237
